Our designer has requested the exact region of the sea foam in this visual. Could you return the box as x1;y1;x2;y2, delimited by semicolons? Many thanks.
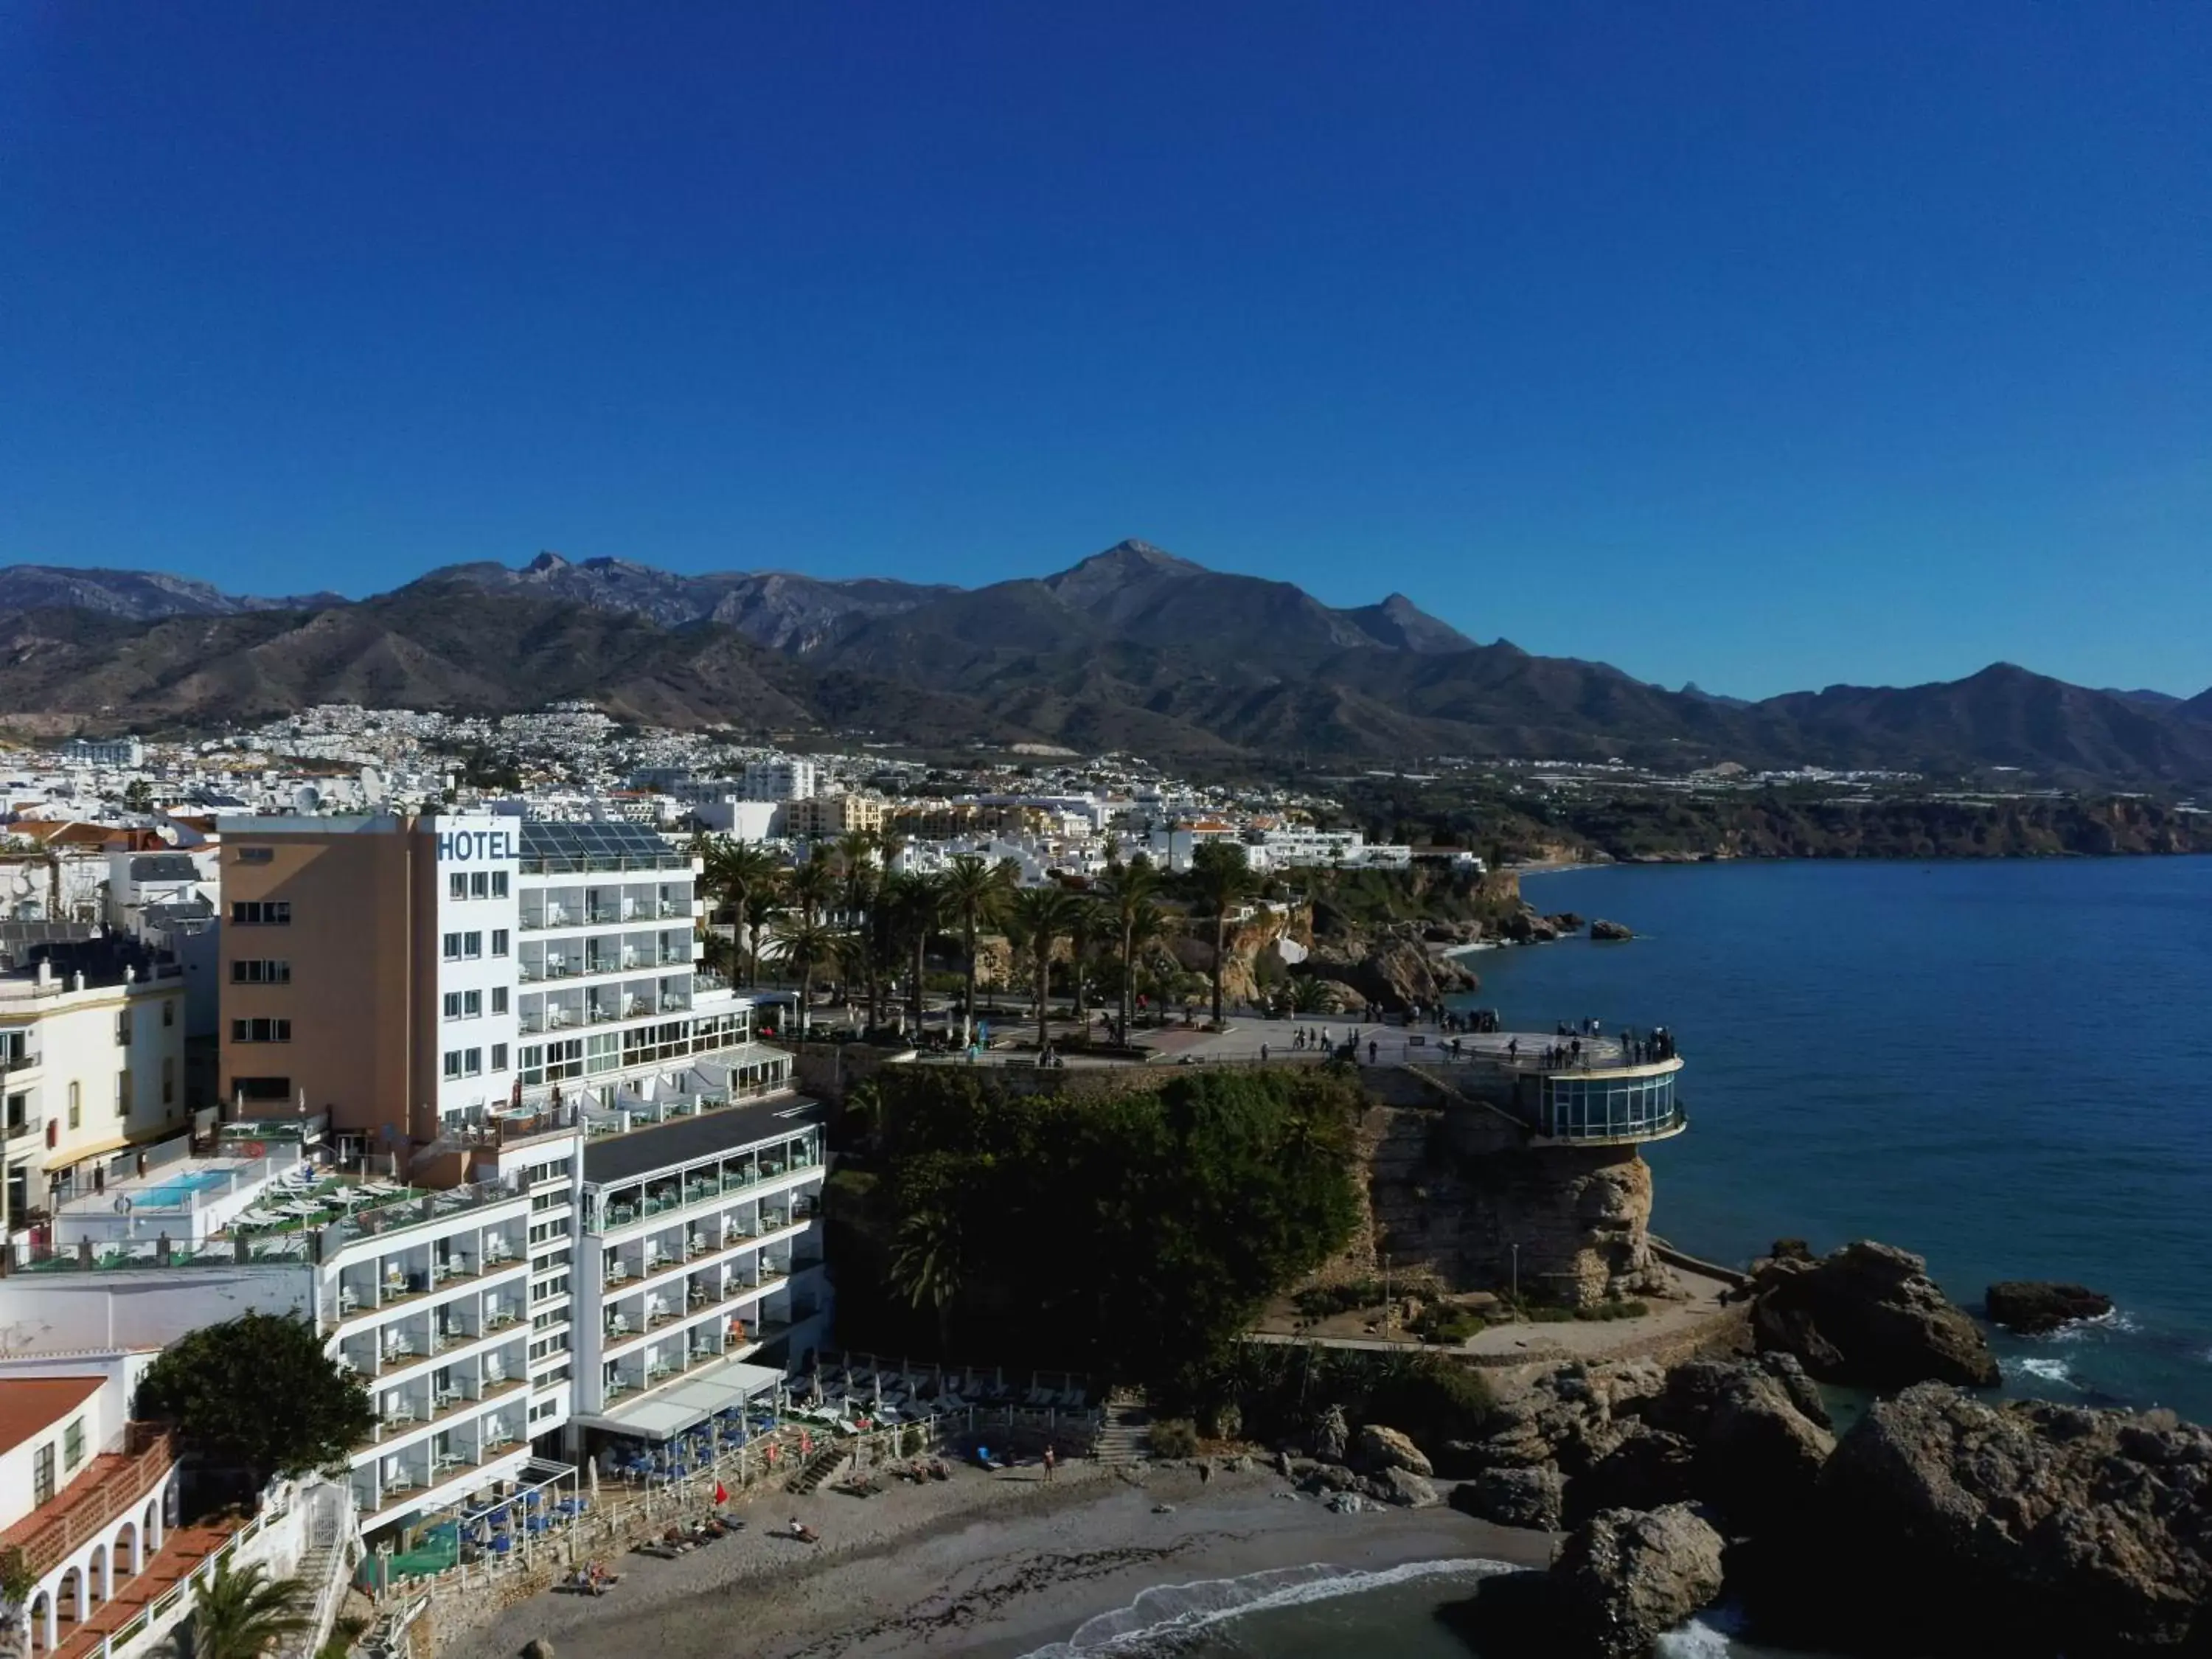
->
1017;1556;1512;1656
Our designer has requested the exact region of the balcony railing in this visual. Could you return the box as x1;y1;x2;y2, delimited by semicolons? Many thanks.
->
1;1048;38;1077
3;1425;174;1577
4;1111;41;1142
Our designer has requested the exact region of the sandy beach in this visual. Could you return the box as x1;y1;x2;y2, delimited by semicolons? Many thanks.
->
444;1461;1550;1659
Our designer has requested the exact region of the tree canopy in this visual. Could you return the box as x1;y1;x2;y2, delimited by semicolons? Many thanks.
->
136;1312;375;1484
834;1067;1363;1389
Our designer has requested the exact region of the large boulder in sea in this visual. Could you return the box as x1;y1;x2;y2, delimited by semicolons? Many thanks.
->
1771;1384;2212;1656
1553;1505;1727;1659
1590;919;1634;941
1986;1279;2114;1335
1750;1239;2000;1388
1443;1504;1725;1659
1637;1357;1836;1528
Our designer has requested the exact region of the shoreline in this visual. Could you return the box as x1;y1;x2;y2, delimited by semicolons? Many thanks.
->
443;1464;1551;1659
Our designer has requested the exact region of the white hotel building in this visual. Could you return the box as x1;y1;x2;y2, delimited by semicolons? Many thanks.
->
0;814;831;1562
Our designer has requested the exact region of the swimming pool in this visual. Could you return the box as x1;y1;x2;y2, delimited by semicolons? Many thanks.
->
136;1168;237;1208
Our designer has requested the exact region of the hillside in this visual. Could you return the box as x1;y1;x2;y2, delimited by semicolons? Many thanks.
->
2;543;2210;788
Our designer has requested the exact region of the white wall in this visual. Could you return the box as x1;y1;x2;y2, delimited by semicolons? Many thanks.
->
0;1266;313;1354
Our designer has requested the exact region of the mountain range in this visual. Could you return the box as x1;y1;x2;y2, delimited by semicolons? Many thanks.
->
1;543;2208;788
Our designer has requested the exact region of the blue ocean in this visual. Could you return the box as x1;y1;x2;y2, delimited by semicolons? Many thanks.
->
1041;856;2212;1658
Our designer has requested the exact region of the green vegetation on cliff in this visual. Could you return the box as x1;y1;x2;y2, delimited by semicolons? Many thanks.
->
826;1068;1363;1388
1337;775;2211;863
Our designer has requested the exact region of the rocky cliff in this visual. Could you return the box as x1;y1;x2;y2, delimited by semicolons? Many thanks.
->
1350;1079;1674;1307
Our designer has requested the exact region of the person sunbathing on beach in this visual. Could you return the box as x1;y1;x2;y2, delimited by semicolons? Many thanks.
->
787;1517;821;1543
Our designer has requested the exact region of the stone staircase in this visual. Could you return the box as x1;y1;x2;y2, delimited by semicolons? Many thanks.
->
784;1444;848;1496
1091;1400;1153;1466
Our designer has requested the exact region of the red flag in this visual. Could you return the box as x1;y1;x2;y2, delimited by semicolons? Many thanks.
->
714;1481;727;1504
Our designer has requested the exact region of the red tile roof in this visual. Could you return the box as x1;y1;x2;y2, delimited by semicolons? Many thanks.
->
0;1376;102;1458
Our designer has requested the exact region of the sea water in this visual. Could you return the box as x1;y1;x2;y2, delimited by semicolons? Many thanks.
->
1029;857;2212;1658
1483;857;2212;1422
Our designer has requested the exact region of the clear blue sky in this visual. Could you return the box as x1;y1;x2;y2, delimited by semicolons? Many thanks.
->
4;3;2207;700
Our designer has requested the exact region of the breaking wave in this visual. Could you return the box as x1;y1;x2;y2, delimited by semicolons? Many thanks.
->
1017;1557;1511;1656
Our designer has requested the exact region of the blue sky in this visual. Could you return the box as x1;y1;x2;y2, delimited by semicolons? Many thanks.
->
3;3;2207;699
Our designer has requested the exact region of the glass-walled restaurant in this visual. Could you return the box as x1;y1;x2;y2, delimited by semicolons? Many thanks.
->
1535;1067;1683;1141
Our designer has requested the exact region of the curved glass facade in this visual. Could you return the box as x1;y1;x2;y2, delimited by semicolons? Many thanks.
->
1537;1068;1680;1140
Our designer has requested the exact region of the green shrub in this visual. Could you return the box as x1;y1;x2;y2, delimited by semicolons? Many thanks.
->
1413;1305;1485;1344
1150;1418;1200;1458
1293;1278;1383;1321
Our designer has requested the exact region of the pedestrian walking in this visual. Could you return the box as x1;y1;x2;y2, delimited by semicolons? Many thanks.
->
1043;1445;1057;1482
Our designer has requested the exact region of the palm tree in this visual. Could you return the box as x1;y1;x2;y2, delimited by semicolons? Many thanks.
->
940;854;1014;1046
1065;895;1106;1032
890;1206;963;1352
703;838;782;970
881;870;944;1036
741;880;786;987
784;849;838;926
768;913;846;1039
1006;884;1079;1053
834;833;884;1026
189;1558;311;1659
1188;841;1256;1028
1104;856;1161;1040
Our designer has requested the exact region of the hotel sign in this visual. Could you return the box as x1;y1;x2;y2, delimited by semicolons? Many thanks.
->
434;828;518;862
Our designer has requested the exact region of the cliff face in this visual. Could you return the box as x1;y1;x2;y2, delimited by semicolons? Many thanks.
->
1355;1088;1674;1306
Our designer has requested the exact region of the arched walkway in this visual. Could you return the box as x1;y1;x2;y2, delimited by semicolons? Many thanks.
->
55;1566;83;1631
28;1590;52;1654
87;1543;108;1607
142;1495;164;1554
116;1518;140;1576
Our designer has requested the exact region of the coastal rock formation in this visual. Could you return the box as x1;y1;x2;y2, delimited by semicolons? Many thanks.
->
1357;1094;1675;1307
1469;1357;1834;1534
1353;1422;1433;1477
1644;1357;1836;1528
1789;1385;2212;1655
1552;1505;1727;1659
1986;1279;2114;1334
1310;1403;1349;1462
1298;933;1480;1015
1590;919;1634;941
1456;1464;1567;1530
1368;1467;1441;1508
1750;1239;2000;1388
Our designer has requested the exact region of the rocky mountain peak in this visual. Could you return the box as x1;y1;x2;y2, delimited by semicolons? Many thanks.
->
526;551;571;574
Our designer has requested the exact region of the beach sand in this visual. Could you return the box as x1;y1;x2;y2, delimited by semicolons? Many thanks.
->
445;1462;1550;1659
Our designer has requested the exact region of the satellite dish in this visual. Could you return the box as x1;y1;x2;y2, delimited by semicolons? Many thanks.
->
292;784;322;813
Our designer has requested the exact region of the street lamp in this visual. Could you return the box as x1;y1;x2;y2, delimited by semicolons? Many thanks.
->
1509;1242;1522;1320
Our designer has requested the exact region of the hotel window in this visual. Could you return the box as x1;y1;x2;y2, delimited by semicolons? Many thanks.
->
490;928;509;958
32;1443;55;1506
116;1071;131;1118
63;1416;85;1470
490;987;509;1015
163;999;175;1027
449;873;469;902
116;1009;132;1045
471;872;490;899
232;1076;291;1102
464;931;482;959
234;846;274;865
444;1050;464;1081
443;990;481;1020
443;932;462;960
464;1048;483;1077
232;1018;291;1043
68;1081;81;1129
231;901;291;926
163;1056;175;1106
232;960;291;984
492;872;510;899
490;1043;509;1073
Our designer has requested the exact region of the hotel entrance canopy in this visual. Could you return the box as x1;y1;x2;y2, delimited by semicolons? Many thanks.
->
570;1357;787;1442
